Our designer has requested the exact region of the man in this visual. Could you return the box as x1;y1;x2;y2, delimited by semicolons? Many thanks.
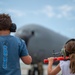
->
0;13;32;75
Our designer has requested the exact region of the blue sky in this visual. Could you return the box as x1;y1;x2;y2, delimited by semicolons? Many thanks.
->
0;0;75;38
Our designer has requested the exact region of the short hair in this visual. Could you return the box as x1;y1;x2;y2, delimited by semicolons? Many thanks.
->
0;13;12;30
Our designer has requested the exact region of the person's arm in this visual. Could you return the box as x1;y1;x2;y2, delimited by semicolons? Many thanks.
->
47;57;61;75
21;55;32;64
19;39;32;64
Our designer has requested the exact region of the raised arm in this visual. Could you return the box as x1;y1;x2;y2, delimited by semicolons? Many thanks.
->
47;57;61;75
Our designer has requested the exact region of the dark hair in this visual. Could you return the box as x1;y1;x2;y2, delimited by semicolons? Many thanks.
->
0;13;12;30
65;39;75;74
65;39;75;44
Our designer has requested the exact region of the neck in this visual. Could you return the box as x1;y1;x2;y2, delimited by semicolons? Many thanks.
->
0;30;10;36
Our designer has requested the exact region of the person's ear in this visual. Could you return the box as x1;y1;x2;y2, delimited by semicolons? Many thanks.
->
10;23;17;32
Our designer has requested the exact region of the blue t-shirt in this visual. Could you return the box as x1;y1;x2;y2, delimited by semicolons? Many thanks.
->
0;34;29;75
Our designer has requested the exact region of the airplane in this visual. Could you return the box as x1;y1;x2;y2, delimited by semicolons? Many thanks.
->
15;24;69;75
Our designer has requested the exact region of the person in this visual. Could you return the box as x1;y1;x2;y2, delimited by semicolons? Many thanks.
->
0;13;32;75
47;39;75;75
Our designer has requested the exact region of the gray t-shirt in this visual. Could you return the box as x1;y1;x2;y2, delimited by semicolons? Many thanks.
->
0;35;29;75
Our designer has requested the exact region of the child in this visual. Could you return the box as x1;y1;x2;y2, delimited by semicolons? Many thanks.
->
0;13;32;75
47;39;75;75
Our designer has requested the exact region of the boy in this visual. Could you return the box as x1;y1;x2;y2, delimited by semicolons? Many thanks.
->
0;13;32;75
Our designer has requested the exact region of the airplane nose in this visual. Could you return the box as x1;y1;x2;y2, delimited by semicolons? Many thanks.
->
31;31;35;36
16;30;35;46
23;31;35;46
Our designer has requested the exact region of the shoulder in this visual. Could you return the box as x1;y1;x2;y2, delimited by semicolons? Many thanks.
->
11;35;25;44
59;60;70;69
60;60;70;65
13;36;24;42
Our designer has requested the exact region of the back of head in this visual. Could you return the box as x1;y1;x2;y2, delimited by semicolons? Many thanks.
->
65;39;75;74
0;13;12;31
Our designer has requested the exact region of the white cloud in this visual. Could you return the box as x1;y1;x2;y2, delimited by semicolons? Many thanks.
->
1;4;74;20
25;5;55;17
6;5;74;20
26;5;55;17
42;5;55;17
59;5;73;17
34;5;75;19
7;9;26;17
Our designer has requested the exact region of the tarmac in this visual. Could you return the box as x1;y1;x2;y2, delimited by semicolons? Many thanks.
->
20;62;62;75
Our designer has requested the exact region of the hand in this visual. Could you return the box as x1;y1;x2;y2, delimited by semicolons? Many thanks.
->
48;57;54;65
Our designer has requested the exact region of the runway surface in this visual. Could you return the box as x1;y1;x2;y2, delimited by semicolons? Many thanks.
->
20;62;62;75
